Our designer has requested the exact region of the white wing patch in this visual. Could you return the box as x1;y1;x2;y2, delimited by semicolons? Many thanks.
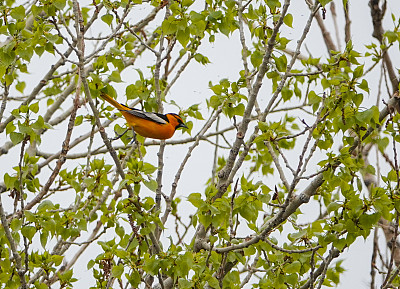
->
122;109;168;125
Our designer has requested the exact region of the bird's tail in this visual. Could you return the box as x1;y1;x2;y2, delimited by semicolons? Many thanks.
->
99;92;128;111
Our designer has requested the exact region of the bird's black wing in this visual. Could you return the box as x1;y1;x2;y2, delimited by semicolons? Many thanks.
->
121;108;169;125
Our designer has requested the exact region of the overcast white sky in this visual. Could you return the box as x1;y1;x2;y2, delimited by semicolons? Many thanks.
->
1;0;400;288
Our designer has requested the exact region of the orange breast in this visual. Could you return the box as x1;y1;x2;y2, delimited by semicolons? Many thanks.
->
121;111;175;140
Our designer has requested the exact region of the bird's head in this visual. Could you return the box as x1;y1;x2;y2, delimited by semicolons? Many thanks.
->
166;113;188;130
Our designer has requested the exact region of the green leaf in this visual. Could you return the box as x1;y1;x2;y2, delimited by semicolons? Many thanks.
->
40;231;48;248
353;65;364;79
10;218;22;231
162;17;177;35
109;71;122;83
284;13;293;28
10;132;24;145
87;260;95;270
35;45;45;56
210;84;223;95
101;14;113;26
258;121;268;132
178;279;194;288
388;169;398;182
35;283;48;289
176;252;194;277
285;273;298;286
29;102;39;113
52;255;64;266
355;106;379;124
321;78;330;90
142;163;157;174
4;74;14;86
288;230;307;240
177;27;190;47
353;93;363;107
384;31;398;43
206;276;220;288
327;202;341;213
219;18;231;36
54;0;66;10
281;86;293;101
359;213;380;229
223;271;240;287
209;10;223;20
266;0;281;9
318;0;333;6
125;84;137;99
144;256;160;275
6;122;16;135
45;33;59;44
308;90;321;104
111;264;124;278
32;116;45;130
187;192;205;209
376;137;389;153
285;260;301;273
21;226;36;241
74;115;83;126
31;5;43;16
357;79;369;93
37;200;55;211
115;226;125;238
24;211;36;222
182;0;194;6
234;103;245;116
59;269;73;281
333;237;347;251
251;50;263;68
10;6;25;20
275;54;287;72
143;179;157;192
193;53;210;65
190;11;205;22
16;82;26;93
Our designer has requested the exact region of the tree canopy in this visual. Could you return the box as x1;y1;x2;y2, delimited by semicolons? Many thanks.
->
1;0;400;288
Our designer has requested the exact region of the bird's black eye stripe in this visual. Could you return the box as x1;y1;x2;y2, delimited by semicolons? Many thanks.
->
171;114;183;123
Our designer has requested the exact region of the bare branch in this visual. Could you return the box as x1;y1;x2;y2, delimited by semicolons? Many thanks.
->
0;195;27;288
369;0;399;91
306;0;337;53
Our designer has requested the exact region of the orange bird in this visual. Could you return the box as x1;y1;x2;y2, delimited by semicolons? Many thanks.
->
99;92;187;140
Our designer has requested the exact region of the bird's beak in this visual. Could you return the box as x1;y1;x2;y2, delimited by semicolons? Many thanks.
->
177;123;188;129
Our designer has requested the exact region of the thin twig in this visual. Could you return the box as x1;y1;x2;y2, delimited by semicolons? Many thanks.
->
0;196;27;288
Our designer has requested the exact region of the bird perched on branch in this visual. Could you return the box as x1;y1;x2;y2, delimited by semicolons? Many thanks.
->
99;92;187;140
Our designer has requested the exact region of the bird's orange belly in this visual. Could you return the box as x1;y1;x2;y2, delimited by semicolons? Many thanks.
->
133;124;174;140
